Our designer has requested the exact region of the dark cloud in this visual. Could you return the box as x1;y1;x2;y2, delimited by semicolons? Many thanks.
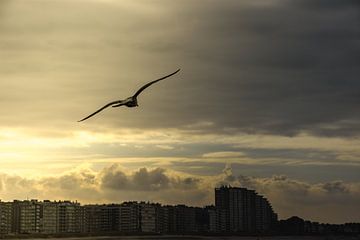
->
100;164;200;192
119;0;360;137
101;165;128;190
193;0;360;137
132;167;170;191
295;0;360;10
0;166;204;205
0;0;358;137
322;181;349;194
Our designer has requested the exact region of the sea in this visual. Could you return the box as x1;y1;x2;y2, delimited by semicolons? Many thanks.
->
23;236;360;240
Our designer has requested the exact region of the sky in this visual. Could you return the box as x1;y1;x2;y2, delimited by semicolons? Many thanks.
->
0;0;359;223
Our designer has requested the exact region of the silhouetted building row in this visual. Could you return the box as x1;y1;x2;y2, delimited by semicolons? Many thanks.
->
0;200;206;235
277;216;360;235
2;200;82;235
0;187;359;236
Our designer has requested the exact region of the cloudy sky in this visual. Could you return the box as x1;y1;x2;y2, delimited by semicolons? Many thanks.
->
0;0;359;223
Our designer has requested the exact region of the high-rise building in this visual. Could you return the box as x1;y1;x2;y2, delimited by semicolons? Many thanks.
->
139;202;157;233
194;207;209;233
11;200;41;234
102;204;120;232
57;201;82;233
40;200;58;233
206;205;217;233
0;201;12;235
175;205;196;233
83;204;120;233
83;205;102;233
215;186;277;233
157;204;169;233
155;204;197;234
119;202;140;233
255;195;277;233
215;186;230;232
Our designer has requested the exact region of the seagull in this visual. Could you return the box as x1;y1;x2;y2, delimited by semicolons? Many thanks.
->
78;69;180;122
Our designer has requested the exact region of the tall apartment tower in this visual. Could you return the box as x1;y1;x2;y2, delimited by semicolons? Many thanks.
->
256;196;278;232
83;204;120;233
119;202;140;233
40;200;58;233
57;201;82;233
215;186;277;233
0;201;12;235
175;205;196;233
139;202;158;233
11;200;41;234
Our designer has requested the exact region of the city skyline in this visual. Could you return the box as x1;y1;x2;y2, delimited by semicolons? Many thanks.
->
0;186;358;236
0;0;359;224
1;186;278;235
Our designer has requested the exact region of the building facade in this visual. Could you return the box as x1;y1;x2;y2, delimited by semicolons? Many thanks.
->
11;200;41;234
0;201;12;235
215;186;277;233
83;204;120;233
139;202;158;233
119;202;140;233
57;201;82;233
40;200;58;233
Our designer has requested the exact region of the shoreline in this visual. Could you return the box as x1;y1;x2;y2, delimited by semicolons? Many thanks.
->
1;234;359;240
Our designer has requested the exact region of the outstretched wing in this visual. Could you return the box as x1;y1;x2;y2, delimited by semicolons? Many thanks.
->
133;69;180;98
78;100;125;122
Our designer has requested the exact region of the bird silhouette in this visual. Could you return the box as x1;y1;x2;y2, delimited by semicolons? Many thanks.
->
78;69;180;122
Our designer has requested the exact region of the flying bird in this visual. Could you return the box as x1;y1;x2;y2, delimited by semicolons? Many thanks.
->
78;69;180;122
